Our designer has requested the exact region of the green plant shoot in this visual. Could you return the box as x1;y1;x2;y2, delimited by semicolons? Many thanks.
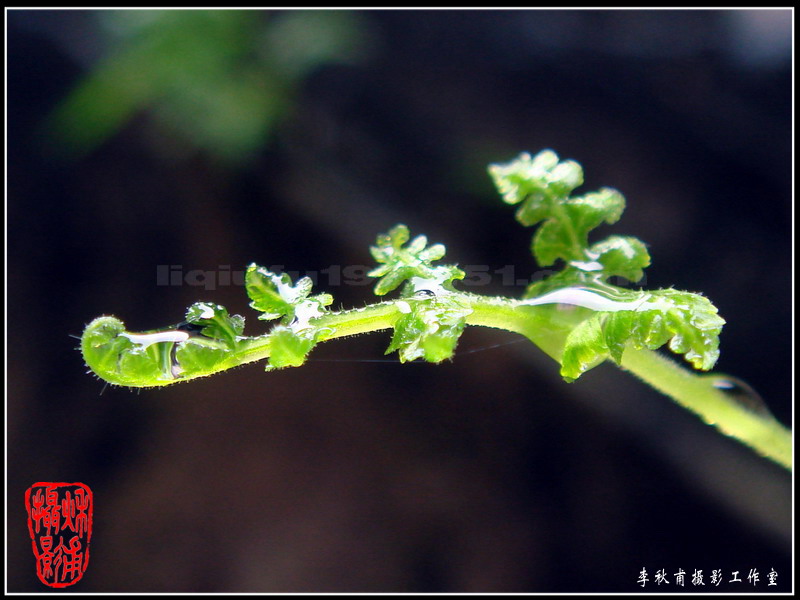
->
80;150;791;470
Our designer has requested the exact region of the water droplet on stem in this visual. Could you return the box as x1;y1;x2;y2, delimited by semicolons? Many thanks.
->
708;375;774;419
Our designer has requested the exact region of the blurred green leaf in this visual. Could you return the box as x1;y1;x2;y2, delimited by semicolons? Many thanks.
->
48;10;368;163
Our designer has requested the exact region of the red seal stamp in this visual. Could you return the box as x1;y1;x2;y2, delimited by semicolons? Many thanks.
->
24;482;93;588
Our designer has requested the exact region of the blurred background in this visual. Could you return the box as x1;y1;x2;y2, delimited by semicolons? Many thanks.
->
7;9;792;592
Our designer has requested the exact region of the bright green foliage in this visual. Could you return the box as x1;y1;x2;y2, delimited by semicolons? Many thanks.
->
265;326;318;369
173;302;246;376
48;11;368;162
81;302;246;386
80;149;793;470
529;187;625;267
588;235;651;283
490;151;651;297
185;302;245;346
81;268;335;384
367;224;471;362
559;289;725;381
489;150;584;213
81;149;725;386
244;265;334;369
81;317;151;386
368;224;465;296
385;296;472;363
246;264;333;322
489;150;623;266
489;150;723;380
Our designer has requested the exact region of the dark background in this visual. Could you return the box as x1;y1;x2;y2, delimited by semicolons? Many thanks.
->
7;9;792;593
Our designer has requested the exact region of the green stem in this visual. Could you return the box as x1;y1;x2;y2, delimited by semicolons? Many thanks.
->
217;301;402;370
464;297;791;470
618;348;792;470
100;293;792;470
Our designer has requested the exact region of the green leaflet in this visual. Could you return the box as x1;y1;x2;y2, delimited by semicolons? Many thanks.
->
588;235;651;283
559;289;725;381
185;301;245;346
368;225;471;362
385;296;472;363
172;302;246;376
266;325;319;369
489;150;584;213
245;264;333;322
368;224;465;296
490;150;651;297
244;265;334;369
489;150;625;266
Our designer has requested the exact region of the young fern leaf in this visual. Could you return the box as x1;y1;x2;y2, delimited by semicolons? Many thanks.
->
489;150;618;263
244;265;334;369
557;290;724;381
368;224;465;296
369;225;471;363
490;150;724;379
81;302;247;386
383;295;472;363
79;149;790;469
81;269;335;385
245;265;332;321
490;150;651;296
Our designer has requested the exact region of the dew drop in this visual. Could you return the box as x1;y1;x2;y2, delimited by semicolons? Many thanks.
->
198;303;216;320
708;375;774;419
120;330;190;348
